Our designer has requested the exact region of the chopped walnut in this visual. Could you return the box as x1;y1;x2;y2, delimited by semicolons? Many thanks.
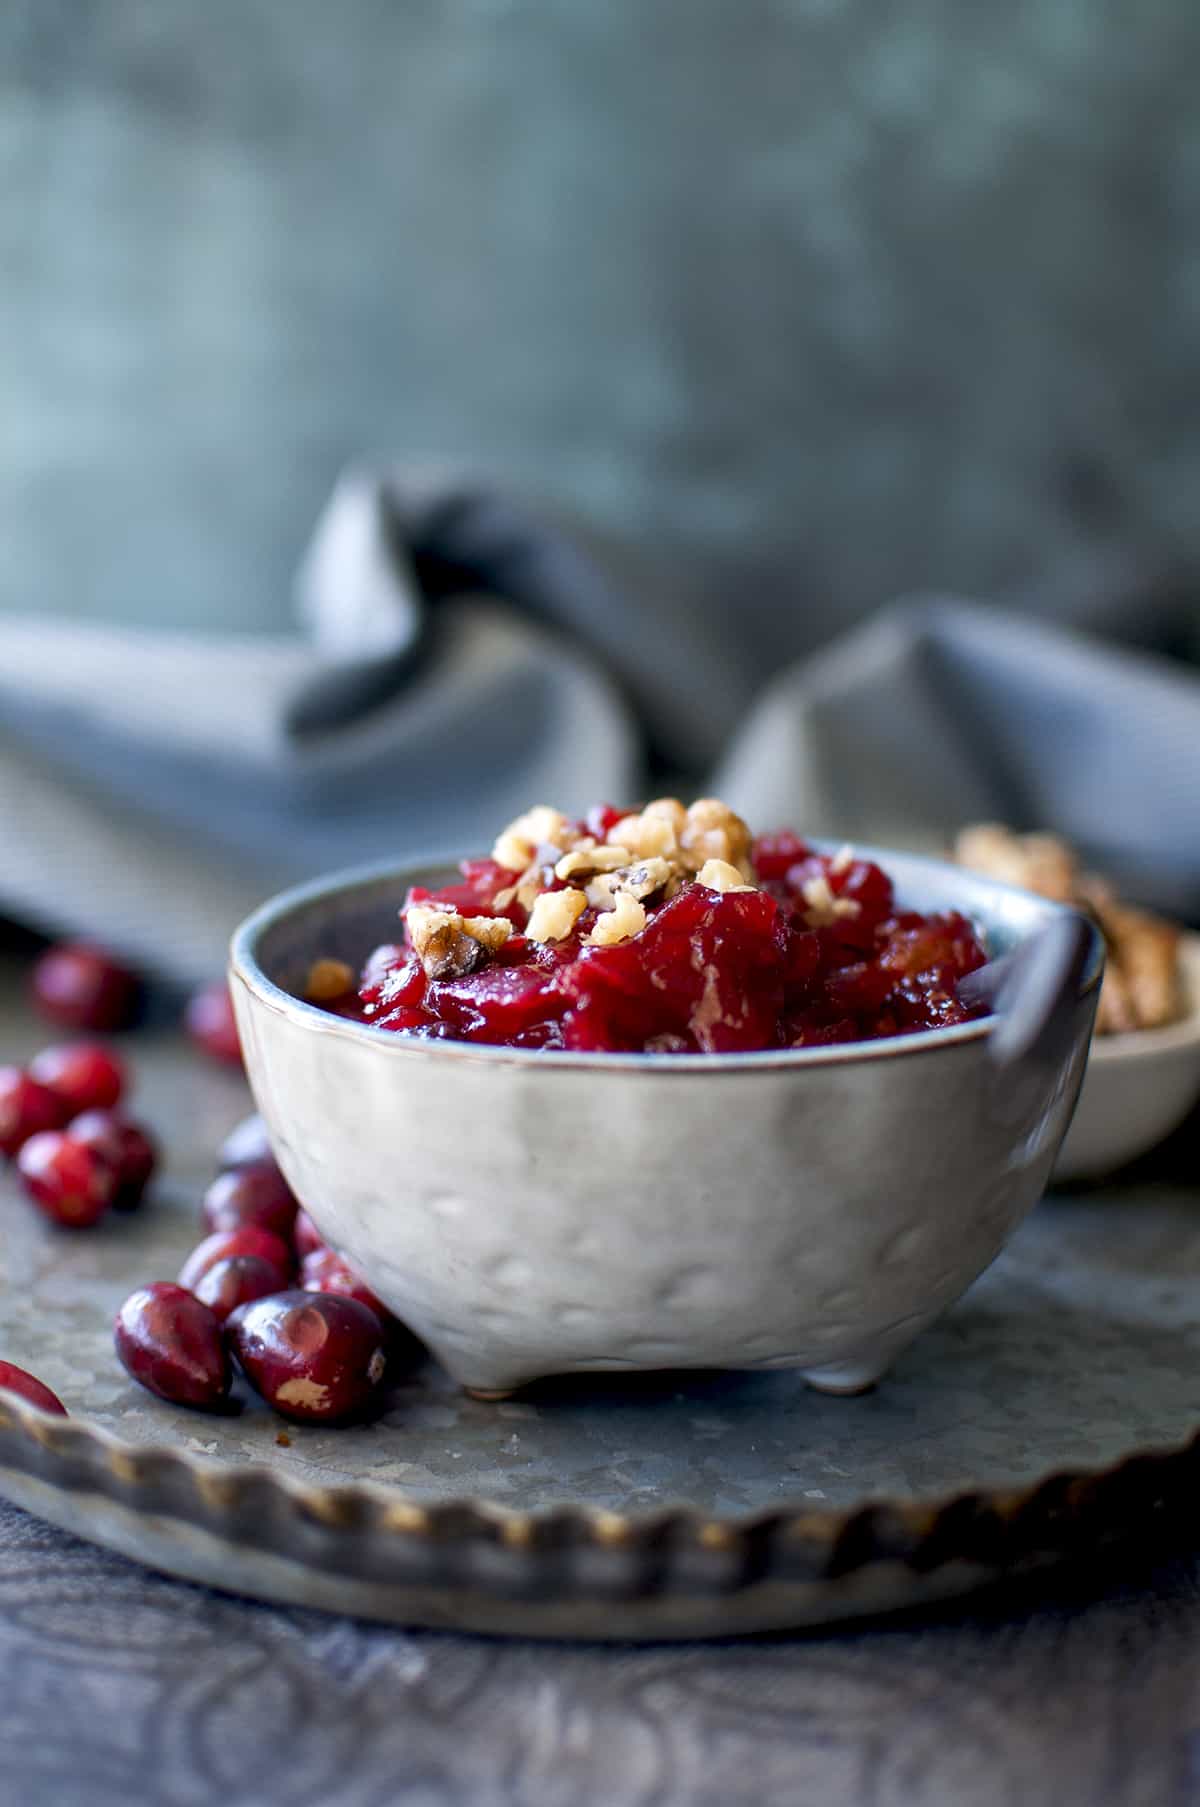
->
602;798;758;889
494;863;558;915
829;844;855;876
800;873;862;928
642;797;688;834
696;858;757;894
492;806;573;873
303;958;355;1003
953;825;1078;904
679;798;755;881
415;795;776;971
463;915;512;952
1079;885;1181;1034
586;857;674;911
554;841;633;882
588;890;647;946
405;904;512;979
606;810;679;861
525;888;588;944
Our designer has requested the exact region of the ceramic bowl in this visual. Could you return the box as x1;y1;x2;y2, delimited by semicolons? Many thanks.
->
229;850;1102;1397
1053;933;1200;1181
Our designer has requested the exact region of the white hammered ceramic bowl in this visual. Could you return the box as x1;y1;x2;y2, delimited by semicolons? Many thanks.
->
1053;933;1200;1181
230;850;1102;1397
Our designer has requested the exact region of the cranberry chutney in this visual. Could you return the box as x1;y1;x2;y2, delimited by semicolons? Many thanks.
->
344;799;989;1055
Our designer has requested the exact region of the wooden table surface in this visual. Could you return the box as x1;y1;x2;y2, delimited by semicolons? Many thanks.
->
2;1497;1200;1807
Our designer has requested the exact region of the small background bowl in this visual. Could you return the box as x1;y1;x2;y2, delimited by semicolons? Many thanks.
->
1053;933;1200;1182
230;849;1101;1397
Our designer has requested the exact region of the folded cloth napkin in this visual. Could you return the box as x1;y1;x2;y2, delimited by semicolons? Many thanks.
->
2;467;1197;982
715;598;1200;922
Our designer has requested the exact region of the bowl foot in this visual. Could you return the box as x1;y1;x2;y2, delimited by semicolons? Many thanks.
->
801;1361;885;1397
462;1385;519;1403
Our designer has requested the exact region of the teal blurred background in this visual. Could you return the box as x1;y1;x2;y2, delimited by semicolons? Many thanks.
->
3;1;1199;673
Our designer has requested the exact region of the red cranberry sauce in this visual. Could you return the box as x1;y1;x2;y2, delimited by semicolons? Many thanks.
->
353;817;988;1054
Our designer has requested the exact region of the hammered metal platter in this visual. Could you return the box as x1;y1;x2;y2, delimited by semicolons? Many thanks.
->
0;968;1198;1639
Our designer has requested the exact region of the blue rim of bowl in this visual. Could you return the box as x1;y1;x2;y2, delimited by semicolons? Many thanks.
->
230;843;1104;1074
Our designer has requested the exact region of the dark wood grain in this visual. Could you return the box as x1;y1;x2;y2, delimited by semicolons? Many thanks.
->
1;1495;1199;1806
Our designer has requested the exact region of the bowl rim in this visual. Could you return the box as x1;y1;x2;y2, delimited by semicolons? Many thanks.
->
230;843;1103;1075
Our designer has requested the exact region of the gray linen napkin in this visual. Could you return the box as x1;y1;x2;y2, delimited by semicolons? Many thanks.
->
716;597;1200;920
1;469;1197;982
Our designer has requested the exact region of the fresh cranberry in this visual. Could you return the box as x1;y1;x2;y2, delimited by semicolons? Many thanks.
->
29;1041;126;1115
218;1113;273;1170
300;1246;392;1325
201;1162;297;1241
193;1255;286;1326
0;1067;69;1157
0;1361;68;1415
114;1284;230;1410
178;1227;293;1292
228;1291;387;1424
185;983;243;1067
293;1209;326;1259
16;1131;116;1228
30;943;141;1033
69;1111;158;1211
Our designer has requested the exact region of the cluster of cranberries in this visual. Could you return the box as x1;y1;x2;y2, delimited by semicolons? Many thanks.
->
114;1119;397;1423
0;952;256;1422
0;1042;158;1228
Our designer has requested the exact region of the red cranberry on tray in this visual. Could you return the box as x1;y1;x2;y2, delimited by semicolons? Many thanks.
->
16;1131;118;1228
185;983;244;1068
293;1208;326;1259
201;1162;298;1242
29;1042;126;1115
0;1361;68;1416
30;943;142;1033
192;1256;288;1326
178;1227;294;1293
114;1284;231;1411
218;1113;273;1171
68;1111;158;1212
300;1245;393;1326
0;1066;69;1158
227;1292;388;1424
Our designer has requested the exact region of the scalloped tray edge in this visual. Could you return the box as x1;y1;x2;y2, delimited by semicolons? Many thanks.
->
0;1399;1195;1639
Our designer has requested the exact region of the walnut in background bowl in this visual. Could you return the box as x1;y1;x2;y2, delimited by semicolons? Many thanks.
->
954;825;1182;1036
954;825;1199;1179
